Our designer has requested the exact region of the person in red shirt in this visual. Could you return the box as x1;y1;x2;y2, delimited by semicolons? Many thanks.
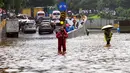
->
56;26;68;55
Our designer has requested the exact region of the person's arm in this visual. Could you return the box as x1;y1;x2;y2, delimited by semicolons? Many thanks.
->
104;31;108;36
56;32;62;38
109;31;113;38
66;27;69;32
63;30;68;38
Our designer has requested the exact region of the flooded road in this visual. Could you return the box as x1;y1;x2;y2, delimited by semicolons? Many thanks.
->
0;32;130;73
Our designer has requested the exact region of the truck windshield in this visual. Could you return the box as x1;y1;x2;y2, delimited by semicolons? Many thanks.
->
53;13;60;15
38;13;44;16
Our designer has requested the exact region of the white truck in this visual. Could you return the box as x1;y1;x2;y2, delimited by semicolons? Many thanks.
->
6;19;19;38
51;10;61;26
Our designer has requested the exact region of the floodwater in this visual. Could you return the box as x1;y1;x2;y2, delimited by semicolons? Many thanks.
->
0;32;130;73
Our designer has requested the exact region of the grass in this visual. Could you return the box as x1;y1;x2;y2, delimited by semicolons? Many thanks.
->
87;14;101;20
88;15;101;19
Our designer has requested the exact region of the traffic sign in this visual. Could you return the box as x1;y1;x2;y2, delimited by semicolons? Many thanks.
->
58;2;67;11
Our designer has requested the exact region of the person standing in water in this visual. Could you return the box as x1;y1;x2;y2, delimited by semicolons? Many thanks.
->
56;26;68;55
104;28;113;47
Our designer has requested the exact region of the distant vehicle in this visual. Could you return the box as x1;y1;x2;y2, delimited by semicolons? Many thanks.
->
51;10;61;26
22;20;37;33
6;19;19;38
38;17;54;34
52;10;61;19
35;11;45;24
36;11;45;19
17;14;29;22
17;14;31;31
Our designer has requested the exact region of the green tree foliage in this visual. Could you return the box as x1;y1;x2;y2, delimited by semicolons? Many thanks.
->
66;0;130;10
67;0;98;10
0;0;4;7
14;0;22;14
28;0;55;7
2;0;130;11
116;7;130;19
66;0;130;19
1;0;55;14
1;0;130;18
120;0;130;9
97;0;104;10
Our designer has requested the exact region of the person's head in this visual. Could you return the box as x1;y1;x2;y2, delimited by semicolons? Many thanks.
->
69;17;72;20
60;26;64;32
73;16;76;20
105;28;111;32
73;20;76;23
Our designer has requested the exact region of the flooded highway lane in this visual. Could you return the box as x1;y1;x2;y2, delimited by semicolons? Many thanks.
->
0;33;130;73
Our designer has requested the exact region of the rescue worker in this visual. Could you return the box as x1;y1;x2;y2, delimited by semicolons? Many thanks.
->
104;28;113;47
56;26;68;55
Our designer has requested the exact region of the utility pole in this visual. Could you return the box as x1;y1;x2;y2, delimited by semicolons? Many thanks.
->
13;0;14;9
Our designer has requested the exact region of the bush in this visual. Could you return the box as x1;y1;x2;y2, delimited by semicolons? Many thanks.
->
88;17;94;20
88;14;96;17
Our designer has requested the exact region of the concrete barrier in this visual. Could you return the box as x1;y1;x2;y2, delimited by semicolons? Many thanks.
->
68;23;88;38
67;22;116;38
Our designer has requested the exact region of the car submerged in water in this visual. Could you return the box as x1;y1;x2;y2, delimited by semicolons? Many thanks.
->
38;17;54;34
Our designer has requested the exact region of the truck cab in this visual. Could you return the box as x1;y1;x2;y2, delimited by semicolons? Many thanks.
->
35;11;45;24
36;11;45;19
51;10;61;26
